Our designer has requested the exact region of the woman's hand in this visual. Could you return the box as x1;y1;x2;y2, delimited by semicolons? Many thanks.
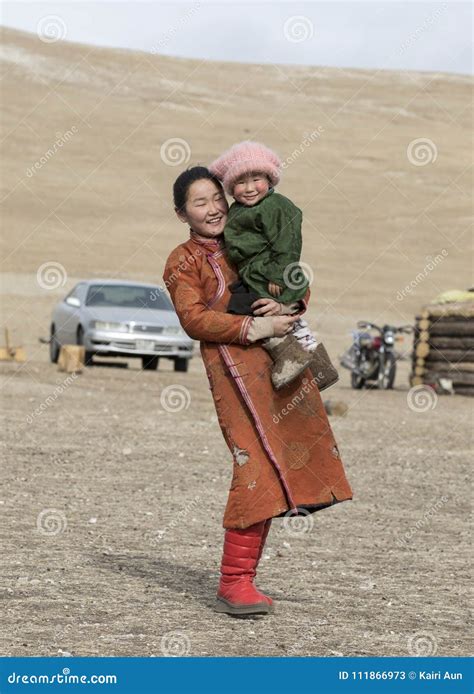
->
271;314;299;337
251;298;282;316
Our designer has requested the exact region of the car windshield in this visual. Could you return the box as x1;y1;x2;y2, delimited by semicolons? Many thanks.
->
85;285;173;310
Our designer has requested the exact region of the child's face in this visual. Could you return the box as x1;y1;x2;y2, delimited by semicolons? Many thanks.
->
232;172;270;206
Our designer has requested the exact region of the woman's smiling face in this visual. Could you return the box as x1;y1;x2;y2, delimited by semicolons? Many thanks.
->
176;178;228;238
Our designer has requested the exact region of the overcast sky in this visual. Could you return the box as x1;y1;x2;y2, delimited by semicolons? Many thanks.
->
1;1;472;75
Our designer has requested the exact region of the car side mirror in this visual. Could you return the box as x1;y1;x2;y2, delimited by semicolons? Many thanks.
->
66;296;81;308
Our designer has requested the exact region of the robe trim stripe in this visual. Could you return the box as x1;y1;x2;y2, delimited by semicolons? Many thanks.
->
207;254;226;308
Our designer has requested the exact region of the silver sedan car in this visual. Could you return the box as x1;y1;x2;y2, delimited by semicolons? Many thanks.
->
49;280;194;371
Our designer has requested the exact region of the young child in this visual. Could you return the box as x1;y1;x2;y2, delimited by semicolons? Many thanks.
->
209;140;338;391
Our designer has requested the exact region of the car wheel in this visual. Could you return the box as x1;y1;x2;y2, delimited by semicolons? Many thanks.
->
77;326;94;365
49;324;60;363
141;356;159;371
174;357;189;372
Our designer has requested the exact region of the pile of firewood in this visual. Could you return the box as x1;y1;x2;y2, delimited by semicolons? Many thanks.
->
411;299;474;396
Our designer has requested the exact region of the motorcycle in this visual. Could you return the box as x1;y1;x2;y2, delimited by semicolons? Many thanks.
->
340;321;413;390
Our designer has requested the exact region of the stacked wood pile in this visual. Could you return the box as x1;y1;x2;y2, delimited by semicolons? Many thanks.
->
411;299;474;396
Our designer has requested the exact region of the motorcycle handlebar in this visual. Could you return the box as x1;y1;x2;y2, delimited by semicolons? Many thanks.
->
356;321;413;335
356;320;382;333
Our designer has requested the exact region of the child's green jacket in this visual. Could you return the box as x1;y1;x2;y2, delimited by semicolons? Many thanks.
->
224;188;309;303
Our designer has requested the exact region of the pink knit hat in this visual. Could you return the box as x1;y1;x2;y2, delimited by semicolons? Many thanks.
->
209;141;282;195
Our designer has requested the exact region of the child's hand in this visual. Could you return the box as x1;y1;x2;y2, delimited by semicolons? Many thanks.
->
268;281;282;298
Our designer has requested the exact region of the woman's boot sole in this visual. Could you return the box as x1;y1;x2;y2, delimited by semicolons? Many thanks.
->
214;597;273;616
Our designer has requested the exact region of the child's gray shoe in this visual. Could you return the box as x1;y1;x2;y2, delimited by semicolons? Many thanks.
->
262;335;313;390
308;343;339;391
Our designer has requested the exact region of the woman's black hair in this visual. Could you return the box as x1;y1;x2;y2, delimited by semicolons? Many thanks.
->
173;166;223;212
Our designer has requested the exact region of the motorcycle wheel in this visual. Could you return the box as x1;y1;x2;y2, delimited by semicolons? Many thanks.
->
351;371;365;389
380;353;396;389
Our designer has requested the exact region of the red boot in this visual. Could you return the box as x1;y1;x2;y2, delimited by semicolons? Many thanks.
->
257;518;272;564
255;518;273;605
215;520;273;616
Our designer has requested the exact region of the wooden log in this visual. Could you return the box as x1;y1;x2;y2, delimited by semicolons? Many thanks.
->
429;321;474;336
430;336;474;350
414;337;474;361
423;302;474;320
425;349;474;363
426;362;474;373
415;342;430;358
417;318;431;331
58;345;84;373
416;362;474;376
0;327;26;363
423;371;474;386
0;346;26;362
453;386;474;397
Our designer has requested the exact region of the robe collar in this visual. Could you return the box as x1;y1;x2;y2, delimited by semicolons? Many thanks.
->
189;228;225;252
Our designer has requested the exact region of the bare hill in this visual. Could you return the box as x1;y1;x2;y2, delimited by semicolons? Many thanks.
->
0;25;471;353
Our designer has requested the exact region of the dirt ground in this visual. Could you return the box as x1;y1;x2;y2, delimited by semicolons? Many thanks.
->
1;350;471;657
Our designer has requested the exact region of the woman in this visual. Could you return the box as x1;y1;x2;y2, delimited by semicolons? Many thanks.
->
163;166;353;617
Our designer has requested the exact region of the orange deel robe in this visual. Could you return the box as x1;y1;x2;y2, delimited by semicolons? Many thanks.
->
163;231;353;529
